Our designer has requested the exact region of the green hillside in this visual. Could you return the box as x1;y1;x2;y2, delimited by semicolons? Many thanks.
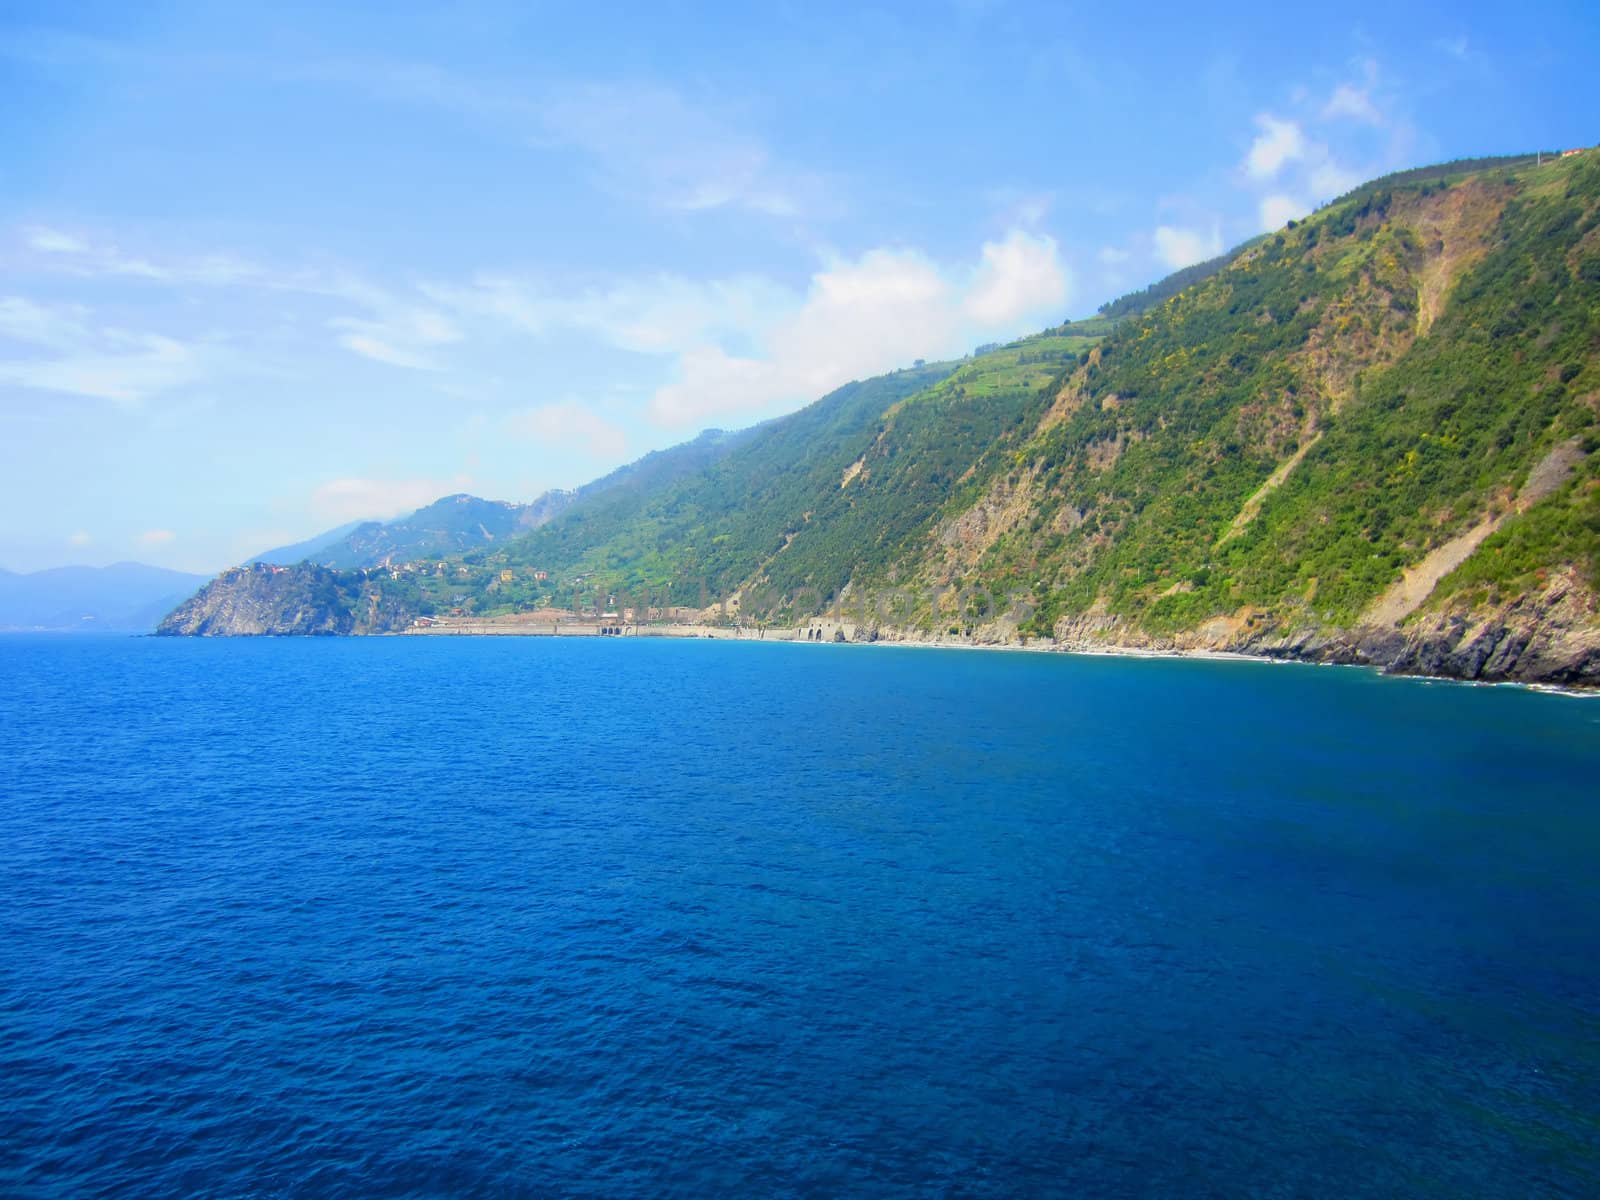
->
952;153;1599;641
474;326;1100;608
163;152;1600;682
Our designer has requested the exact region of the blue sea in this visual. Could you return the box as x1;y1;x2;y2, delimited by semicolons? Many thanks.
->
1;635;1598;1198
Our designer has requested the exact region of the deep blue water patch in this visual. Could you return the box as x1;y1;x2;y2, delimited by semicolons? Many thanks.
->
1;635;1597;1197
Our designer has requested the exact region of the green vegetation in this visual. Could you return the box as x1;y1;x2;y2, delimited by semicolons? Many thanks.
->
1326;152;1551;207
472;330;1095;616
1097;239;1267;320
1431;450;1600;607
176;152;1600;674
987;153;1600;636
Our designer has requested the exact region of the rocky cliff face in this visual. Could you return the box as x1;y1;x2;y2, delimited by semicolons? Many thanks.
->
156;157;1600;691
156;564;417;636
1043;569;1600;687
1378;569;1600;687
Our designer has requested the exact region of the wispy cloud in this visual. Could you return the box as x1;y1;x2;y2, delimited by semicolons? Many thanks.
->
0;296;205;406
9;212;1068;434
424;272;793;355
330;308;461;371
1244;115;1307;180
1234;62;1406;234
138;528;176;546
25;227;90;254
981;187;1056;232
1321;58;1385;126
538;82;824;218
14;228;470;371
430;230;1070;428
16;226;258;284
1322;82;1382;125
648;231;1071;427
1258;194;1310;231
299;61;830;221
308;475;475;523
1153;225;1223;270
0;295;91;348
505;401;628;458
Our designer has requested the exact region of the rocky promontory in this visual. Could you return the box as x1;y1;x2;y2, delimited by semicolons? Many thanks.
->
156;563;418;636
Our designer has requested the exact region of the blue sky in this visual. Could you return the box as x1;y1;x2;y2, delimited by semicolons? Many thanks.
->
2;0;1597;572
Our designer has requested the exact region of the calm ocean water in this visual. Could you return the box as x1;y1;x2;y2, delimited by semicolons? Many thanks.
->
1;635;1597;1198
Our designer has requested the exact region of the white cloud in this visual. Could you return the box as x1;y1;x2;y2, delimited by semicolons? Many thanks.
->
18;227;283;289
648;345;791;428
308;475;474;523
506;401;628;458
419;230;1069;431
1309;161;1363;198
312;63;825;220
1153;225;1223;270
330;306;461;370
6;214;1072;439
67;530;92;546
333;333;431;370
1097;246;1131;265
964;231;1069;326
1322;83;1382;125
13;230;430;384
649;246;958;427
646;232;1070;428
427;272;791;356
1230;77;1381;231
1244;114;1306;180
38;239;463;372
983;187;1055;230
26;227;90;254
1320;58;1385;126
1259;193;1310;231
8;334;199;406
540;82;834;218
13;232;467;387
139;529;175;546
310;63;819;219
0;295;90;348
0;297;203;406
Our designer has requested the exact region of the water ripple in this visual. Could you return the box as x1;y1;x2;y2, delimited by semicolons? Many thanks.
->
1;635;1598;1197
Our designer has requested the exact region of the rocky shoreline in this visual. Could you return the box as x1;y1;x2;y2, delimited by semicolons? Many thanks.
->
157;561;1598;690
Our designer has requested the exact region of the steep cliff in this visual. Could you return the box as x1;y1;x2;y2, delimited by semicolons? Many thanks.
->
159;153;1600;686
156;564;418;636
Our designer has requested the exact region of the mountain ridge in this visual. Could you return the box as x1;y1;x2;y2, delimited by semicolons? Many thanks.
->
160;152;1600;685
2;561;212;632
245;427;760;572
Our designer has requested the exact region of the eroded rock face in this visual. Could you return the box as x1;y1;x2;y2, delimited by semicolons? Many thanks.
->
1043;570;1600;688
1380;570;1600;686
156;564;416;637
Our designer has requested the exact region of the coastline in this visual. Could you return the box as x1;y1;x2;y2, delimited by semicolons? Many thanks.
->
399;615;1597;696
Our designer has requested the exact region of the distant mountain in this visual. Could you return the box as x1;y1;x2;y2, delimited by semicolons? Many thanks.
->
164;153;1600;685
0;562;211;632
249;520;368;566
451;153;1597;684
259;429;761;571
302;495;543;568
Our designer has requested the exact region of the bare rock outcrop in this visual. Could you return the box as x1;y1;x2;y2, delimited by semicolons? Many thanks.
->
157;563;417;637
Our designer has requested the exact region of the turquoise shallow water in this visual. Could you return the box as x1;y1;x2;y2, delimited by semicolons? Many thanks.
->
1;634;1598;1197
